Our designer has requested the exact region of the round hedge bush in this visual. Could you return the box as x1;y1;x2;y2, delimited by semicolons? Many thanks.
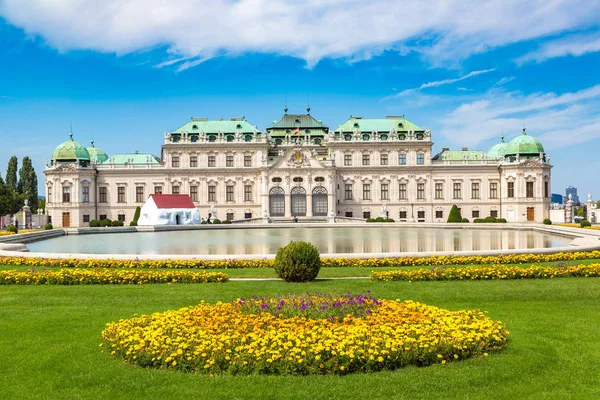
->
543;218;552;225
44;223;53;230
461;218;469;223
212;219;222;224
222;220;232;224
581;220;591;228
274;241;321;282
7;225;18;233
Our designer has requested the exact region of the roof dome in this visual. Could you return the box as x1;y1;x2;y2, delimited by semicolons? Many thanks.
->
505;128;545;155
52;134;91;162
487;135;509;159
87;140;108;163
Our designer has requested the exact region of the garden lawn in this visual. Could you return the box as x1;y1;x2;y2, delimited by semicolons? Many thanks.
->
1;278;600;399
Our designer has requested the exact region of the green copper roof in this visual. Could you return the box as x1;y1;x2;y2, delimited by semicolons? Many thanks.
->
87;141;109;163
438;150;487;161
505;129;545;155
267;114;328;130
335;116;423;133
52;134;91;161
102;153;161;165
487;136;509;159
172;118;259;134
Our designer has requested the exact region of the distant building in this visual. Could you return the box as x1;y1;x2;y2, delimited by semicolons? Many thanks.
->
565;186;579;204
551;193;563;204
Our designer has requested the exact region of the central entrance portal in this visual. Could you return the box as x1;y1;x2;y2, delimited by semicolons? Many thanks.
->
291;187;307;216
269;187;285;217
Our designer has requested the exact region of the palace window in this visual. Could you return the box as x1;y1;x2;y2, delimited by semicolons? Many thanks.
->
293;177;303;183
117;186;126;203
226;212;234;221
435;210;444;218
244;185;252;202
417;153;425;165
99;214;107;221
526;182;534;198
490;210;498;218
399;210;407;219
490;182;498;199
315;177;325;182
62;187;71;203
244;155;252;167
472;210;480;218
208;155;216;167
362;134;370;141
362;183;371;200
381;184;389;200
544;181;549;198
244;212;252;219
83;214;90;223
172;186;180;195
190;186;198;202
471;182;480;199
154;185;162;194
136;186;144;203
399;183;407;200
272;177;282;183
190;155;198;167
362;153;370;166
226;135;234;142
345;184;353;200
363;211;371;219
99;187;107;203
82;186;89;203
344;154;352;166
172;156;179;168
417;210;425;219
417;183;425;200
398;153;406;165
345;211;353;217
244;135;252;142
453;183;462;199
507;182;515;198
208;185;216;202
435;183;443;199
226;155;234;167
344;134;352;141
208;135;216;142
118;214;126;222
47;185;52;201
226;185;234;202
380;153;388;165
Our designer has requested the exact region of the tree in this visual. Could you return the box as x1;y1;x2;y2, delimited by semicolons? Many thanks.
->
0;175;10;217
38;198;46;212
447;205;463;223
5;156;18;193
18;156;38;213
574;206;586;218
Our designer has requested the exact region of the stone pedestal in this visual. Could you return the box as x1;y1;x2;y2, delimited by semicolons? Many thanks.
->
565;198;574;224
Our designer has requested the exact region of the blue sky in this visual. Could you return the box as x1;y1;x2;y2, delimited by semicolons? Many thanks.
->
0;0;599;198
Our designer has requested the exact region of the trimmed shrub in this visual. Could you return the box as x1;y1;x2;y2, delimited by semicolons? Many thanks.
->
132;206;141;224
201;221;208;225
375;217;385;222
384;218;395;223
274;241;322;282
543;218;552;225
447;205;462;223
212;219;222;224
222;220;232;224
129;221;138;226
7;225;18;234
461;218;469;223
100;219;112;227
484;216;497;223
496;218;507;223
89;220;101;227
111;220;124;227
581;220;591;228
473;218;485;223
366;218;376;223
44;223;53;230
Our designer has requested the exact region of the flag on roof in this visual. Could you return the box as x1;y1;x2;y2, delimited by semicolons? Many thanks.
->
294;127;300;135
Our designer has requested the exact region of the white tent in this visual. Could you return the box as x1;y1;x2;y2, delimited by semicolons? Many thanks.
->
138;194;200;226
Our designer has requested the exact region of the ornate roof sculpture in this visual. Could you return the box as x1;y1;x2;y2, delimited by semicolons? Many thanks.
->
51;133;91;162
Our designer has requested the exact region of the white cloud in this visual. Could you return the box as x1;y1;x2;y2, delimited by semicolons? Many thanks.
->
493;77;515;86
383;69;495;99
438;85;600;150
0;0;598;69
516;32;600;64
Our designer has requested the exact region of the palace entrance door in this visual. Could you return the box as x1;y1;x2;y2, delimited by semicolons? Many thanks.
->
291;187;307;216
62;213;71;227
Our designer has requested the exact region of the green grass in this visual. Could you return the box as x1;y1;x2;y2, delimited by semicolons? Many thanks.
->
1;278;600;399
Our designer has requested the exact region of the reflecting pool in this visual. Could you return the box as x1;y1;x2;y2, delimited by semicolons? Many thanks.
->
27;227;574;255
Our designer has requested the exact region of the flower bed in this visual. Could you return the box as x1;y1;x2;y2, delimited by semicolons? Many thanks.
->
0;269;228;285
371;263;600;282
101;293;508;375
3;250;600;270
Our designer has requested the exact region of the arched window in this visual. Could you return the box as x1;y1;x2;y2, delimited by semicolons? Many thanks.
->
344;134;352;141
315;177;325;182
272;177;282;183
190;135;198;142
353;123;360;128
226;135;234;142
312;186;328;216
416;133;424;140
398;134;406;140
244;135;252;142
362;134;370;141
291;186;307;216
314;138;321;144
293;177;304;183
275;138;283;145
380;134;388;141
269;187;285;217
192;125;198;130
208;135;216;142
398;122;403;128
236;124;242;129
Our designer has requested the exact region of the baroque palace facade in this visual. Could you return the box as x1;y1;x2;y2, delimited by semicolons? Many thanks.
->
45;109;551;227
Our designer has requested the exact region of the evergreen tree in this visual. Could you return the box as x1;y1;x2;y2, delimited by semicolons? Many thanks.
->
18;156;38;213
0;175;10;217
5;156;18;193
447;205;463;223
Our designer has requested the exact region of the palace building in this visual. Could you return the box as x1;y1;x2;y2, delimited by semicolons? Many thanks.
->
45;109;551;227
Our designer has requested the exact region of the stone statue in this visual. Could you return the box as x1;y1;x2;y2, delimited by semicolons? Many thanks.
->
262;209;269;218
380;203;389;218
589;193;593;201
278;149;285;156
209;205;217;219
24;199;29;207
568;193;573;201
311;149;318;157
547;154;551;163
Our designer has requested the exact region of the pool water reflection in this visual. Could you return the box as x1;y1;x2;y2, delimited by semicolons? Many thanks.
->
27;227;573;255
